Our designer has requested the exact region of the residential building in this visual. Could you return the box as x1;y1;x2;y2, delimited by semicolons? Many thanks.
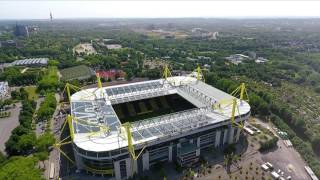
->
0;82;9;99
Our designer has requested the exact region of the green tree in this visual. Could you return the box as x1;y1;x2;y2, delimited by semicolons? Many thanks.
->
17;133;36;154
311;136;320;155
37;66;59;92
36;93;57;122
48;60;60;66
0;151;6;164
0;156;43;180
36;132;55;152
35;151;49;168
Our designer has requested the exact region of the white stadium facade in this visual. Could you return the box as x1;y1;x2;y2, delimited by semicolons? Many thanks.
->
68;76;251;180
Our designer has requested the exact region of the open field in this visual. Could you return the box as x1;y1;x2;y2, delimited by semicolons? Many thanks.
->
60;65;94;81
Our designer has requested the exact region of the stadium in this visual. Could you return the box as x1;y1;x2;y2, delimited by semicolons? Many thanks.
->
66;71;251;180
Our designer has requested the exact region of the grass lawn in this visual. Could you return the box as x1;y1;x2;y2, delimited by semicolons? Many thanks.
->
25;86;38;100
60;65;94;81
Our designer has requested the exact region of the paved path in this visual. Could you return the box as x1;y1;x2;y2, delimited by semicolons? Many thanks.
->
35;97;45;137
44;93;62;180
0;103;21;154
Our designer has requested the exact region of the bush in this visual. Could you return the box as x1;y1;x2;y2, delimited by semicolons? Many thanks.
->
0;151;6;164
0;157;42;179
259;136;278;151
36;132;55;152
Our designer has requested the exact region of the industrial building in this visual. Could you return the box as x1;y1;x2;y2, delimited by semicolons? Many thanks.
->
0;40;17;48
67;75;250;180
225;54;250;65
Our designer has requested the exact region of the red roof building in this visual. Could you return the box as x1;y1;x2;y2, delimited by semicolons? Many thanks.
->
96;70;126;80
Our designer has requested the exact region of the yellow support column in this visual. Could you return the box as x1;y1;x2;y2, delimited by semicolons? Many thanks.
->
123;123;135;158
96;73;102;89
67;115;74;140
66;83;71;103
231;98;237;125
240;83;245;101
122;122;146;159
196;65;201;81
54;144;76;165
163;65;172;81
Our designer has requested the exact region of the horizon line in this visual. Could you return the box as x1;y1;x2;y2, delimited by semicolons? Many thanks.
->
1;16;320;21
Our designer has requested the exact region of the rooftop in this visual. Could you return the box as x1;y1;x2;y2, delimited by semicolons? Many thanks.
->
0;81;8;90
11;58;48;66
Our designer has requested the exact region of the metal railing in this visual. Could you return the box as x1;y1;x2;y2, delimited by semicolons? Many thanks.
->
130;108;212;139
109;84;174;105
179;84;217;107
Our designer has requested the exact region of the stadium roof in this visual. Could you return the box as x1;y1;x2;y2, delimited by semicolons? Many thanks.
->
70;76;250;152
11;58;48;66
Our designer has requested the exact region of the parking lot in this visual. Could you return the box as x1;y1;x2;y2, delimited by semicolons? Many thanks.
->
253;118;311;180
261;137;310;179
0;103;21;154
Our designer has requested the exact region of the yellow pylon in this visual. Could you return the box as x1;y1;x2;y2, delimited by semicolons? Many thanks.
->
96;73;103;89
67;115;75;140
121;123;146;161
240;83;245;100
214;83;250;129
230;83;249;102
66;83;71;103
195;65;205;82
162;65;172;81
231;98;237;125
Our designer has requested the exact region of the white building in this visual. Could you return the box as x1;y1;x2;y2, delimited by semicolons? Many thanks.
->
10;58;48;67
0;82;9;99
106;44;122;49
225;54;250;65
255;57;269;63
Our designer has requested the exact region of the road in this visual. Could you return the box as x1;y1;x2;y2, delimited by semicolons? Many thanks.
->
35;97;44;137
0;103;21;154
43;93;63;180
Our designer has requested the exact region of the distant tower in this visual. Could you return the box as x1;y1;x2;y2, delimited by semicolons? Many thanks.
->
50;11;53;22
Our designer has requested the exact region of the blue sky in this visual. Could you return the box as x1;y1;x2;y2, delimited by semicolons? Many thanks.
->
0;1;319;19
